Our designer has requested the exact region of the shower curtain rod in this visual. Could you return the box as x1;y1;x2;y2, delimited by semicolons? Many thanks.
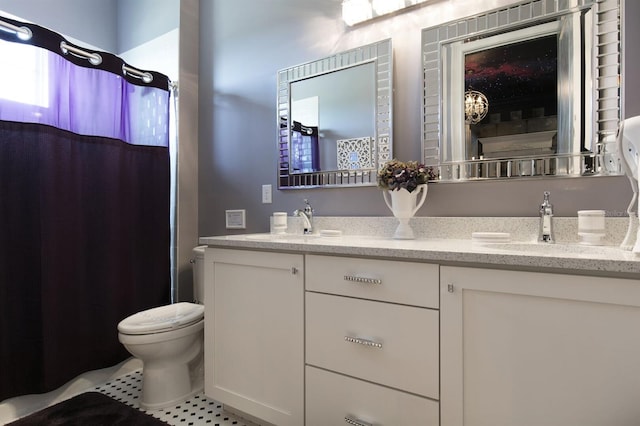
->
0;17;32;40
0;17;154;84
60;41;154;83
60;41;103;65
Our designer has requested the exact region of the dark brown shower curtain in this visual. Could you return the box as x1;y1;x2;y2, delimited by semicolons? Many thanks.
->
0;16;171;401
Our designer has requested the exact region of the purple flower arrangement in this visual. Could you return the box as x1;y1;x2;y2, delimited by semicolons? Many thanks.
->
377;159;437;193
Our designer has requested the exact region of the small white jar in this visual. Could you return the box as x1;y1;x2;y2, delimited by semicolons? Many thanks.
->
577;210;606;245
271;212;288;234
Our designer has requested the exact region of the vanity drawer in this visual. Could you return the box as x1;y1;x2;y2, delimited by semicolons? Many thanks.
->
305;254;439;308
306;365;439;426
305;292;439;399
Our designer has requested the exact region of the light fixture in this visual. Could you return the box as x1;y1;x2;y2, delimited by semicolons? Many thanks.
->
342;0;431;26
464;90;489;125
342;0;373;26
372;0;405;16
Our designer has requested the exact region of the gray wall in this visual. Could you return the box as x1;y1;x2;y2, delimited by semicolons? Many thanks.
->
199;0;638;237
116;0;179;53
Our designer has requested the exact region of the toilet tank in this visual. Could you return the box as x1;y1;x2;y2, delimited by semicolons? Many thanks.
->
192;246;207;304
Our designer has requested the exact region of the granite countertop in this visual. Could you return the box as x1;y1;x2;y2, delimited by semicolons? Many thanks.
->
199;217;640;278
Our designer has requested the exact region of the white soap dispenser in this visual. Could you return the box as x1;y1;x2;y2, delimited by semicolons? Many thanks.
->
539;191;555;243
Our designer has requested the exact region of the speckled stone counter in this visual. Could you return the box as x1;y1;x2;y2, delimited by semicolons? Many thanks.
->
200;217;640;278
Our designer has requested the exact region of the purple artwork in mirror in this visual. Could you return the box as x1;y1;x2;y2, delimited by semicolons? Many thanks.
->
464;34;559;162
464;34;558;126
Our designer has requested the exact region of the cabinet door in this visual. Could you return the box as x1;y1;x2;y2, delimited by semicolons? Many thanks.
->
204;248;304;426
441;266;640;426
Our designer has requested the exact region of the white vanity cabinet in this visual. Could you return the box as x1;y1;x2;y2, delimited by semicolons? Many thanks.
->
204;248;304;426
305;254;440;426
201;234;640;426
440;266;640;426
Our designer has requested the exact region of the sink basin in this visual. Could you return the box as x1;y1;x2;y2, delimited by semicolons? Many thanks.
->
244;234;282;241
243;233;321;242
484;242;620;256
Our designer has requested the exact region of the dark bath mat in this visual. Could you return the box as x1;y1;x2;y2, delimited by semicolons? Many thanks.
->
6;391;170;426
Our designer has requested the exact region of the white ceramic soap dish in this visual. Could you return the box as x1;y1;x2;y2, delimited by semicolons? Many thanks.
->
320;229;343;237
471;232;511;245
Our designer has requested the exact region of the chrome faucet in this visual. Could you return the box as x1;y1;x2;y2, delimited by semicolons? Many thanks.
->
293;199;314;234
539;191;555;243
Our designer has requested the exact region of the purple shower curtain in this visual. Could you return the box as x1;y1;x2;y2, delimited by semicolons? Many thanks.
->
0;17;171;401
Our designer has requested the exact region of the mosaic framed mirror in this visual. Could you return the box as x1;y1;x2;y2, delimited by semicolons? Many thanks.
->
277;39;393;189
422;0;621;181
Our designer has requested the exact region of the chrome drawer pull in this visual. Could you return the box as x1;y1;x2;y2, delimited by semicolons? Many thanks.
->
344;335;383;349
344;416;373;426
344;275;382;285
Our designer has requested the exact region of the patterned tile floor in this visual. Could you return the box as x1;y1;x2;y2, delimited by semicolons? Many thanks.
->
91;370;257;426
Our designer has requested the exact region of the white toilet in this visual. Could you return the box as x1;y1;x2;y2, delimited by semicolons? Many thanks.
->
118;246;207;409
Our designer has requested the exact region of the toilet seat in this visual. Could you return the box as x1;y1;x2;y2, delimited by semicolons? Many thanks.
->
118;302;204;335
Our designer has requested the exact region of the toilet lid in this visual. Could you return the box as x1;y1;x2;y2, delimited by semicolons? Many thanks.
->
118;302;204;335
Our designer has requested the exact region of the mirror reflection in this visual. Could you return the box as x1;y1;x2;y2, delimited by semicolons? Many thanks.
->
422;0;621;181
278;39;392;189
289;62;375;174
463;29;558;162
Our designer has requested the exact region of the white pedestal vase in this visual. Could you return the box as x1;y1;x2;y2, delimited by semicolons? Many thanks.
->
382;184;428;239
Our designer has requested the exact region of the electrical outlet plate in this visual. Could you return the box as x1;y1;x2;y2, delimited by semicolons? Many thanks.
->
262;184;272;203
225;209;246;229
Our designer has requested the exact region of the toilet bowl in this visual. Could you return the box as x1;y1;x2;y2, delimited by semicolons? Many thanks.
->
117;246;208;409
